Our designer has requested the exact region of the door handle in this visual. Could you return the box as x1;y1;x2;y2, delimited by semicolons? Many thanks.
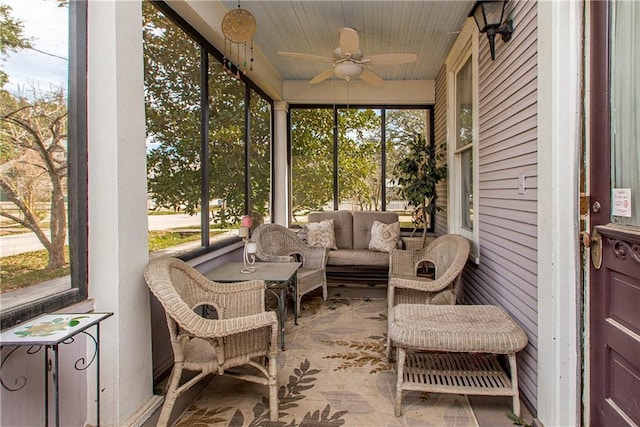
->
583;229;603;269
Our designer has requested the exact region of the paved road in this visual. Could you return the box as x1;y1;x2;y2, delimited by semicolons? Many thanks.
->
147;213;202;231
0;214;201;257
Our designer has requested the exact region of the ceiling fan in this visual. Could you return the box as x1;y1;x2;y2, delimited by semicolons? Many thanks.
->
278;27;417;87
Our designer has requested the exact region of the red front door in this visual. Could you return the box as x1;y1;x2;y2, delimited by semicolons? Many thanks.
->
588;2;640;426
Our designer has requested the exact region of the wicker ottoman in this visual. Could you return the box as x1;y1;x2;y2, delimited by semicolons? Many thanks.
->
388;304;528;417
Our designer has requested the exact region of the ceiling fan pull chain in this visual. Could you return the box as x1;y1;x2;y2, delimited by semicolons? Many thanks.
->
346;79;350;110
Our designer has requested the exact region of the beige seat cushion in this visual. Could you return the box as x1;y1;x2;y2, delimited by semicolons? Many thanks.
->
389;304;528;354
326;249;390;267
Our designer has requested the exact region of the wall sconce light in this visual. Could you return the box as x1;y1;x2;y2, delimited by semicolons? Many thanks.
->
469;1;514;60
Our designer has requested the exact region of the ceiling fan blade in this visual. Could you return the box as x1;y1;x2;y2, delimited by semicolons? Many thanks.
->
339;27;359;53
364;53;418;65
309;68;336;84
359;68;384;87
278;51;334;63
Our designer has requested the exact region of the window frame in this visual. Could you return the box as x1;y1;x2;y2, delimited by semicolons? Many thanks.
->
1;0;89;330
446;20;480;263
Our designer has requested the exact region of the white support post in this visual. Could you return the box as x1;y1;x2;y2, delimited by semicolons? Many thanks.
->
273;101;289;226
87;1;155;425
537;1;582;426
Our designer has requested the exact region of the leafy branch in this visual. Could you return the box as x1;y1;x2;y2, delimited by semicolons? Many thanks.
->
393;133;447;243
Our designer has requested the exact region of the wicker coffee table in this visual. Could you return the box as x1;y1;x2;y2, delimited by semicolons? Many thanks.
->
388;304;528;416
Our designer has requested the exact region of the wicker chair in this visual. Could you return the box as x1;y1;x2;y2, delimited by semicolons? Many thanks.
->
386;234;470;359
144;257;279;426
252;223;328;316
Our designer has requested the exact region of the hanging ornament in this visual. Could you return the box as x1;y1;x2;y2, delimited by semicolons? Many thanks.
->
221;2;256;79
250;40;254;70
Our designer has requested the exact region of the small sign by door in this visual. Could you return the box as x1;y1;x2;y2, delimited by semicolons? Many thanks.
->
612;188;632;217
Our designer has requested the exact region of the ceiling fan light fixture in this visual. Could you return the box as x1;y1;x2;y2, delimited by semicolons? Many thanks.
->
334;61;363;80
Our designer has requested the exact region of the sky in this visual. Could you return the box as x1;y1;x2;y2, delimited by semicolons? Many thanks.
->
1;0;68;95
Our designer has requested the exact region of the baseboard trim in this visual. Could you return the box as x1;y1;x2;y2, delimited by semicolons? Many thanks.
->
124;395;164;427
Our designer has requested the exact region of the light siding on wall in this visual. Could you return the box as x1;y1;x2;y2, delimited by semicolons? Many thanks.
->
462;0;539;413
434;64;448;236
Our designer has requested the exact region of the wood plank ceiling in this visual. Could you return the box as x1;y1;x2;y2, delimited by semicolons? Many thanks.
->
219;1;474;83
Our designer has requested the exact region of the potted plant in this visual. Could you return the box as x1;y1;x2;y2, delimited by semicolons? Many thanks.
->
393;133;447;247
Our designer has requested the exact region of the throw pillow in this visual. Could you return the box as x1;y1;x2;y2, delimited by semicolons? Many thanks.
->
368;221;400;252
305;219;337;250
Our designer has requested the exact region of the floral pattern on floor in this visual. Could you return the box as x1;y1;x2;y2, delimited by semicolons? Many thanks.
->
176;297;479;427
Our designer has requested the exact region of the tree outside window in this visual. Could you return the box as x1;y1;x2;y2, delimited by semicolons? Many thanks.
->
142;1;272;257
1;2;70;291
291;106;433;227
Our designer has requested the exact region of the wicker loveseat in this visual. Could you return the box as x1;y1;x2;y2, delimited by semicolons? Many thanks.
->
304;210;400;282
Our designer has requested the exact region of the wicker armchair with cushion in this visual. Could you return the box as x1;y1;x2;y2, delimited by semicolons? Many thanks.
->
386;234;470;359
252;223;328;316
144;257;279;426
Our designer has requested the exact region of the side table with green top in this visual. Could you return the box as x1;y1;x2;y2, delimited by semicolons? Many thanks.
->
0;312;113;426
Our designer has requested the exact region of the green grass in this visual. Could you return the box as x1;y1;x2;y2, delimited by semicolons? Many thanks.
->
1;248;71;293
148;210;193;216
1;229;227;293
147;229;202;251
0;225;30;236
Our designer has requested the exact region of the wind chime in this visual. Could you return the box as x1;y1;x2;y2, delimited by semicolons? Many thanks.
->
221;2;256;79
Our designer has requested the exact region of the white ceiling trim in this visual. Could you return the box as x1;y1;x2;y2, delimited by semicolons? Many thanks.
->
283;80;435;105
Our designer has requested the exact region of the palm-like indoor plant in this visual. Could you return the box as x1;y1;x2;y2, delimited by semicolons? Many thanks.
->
393;133;447;247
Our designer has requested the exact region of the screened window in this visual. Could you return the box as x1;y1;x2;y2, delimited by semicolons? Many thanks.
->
249;89;272;225
0;0;87;328
144;7;206;254
385;109;432;227
207;55;246;233
142;1;272;258
337;108;382;211
290;105;433;229
290;107;334;223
